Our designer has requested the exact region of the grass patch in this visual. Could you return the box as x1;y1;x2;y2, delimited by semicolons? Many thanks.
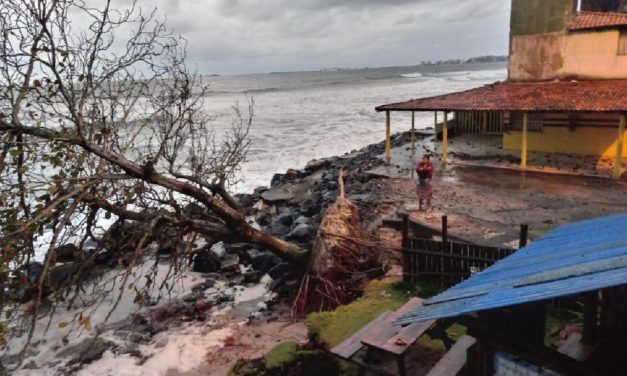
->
306;277;444;349
264;341;299;369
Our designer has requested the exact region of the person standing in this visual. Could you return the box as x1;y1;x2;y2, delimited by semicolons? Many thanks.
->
415;154;434;211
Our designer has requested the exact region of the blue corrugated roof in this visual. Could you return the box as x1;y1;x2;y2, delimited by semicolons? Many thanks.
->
396;213;627;325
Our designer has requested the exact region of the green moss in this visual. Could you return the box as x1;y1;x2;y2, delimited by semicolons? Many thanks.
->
264;341;298;369
306;278;444;349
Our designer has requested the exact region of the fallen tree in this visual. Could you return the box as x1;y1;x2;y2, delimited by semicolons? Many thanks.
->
0;0;305;360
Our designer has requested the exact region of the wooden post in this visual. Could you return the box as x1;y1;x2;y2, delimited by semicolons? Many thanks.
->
521;112;528;171
482;112;488;134
519;224;528;248
434;111;438;142
443;112;449;163
442;215;448;245
402;214;410;283
385;110;391;163
411;111;416;154
582;291;599;345
612;114;625;179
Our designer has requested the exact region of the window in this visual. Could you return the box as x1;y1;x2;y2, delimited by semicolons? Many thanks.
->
581;0;627;12
508;113;543;132
619;32;627;55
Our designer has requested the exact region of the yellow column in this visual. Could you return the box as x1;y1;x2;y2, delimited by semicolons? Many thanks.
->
385;111;391;162
521;112;528;171
612;114;626;179
434;111;438;142
442;111;448;163
411;111;416;154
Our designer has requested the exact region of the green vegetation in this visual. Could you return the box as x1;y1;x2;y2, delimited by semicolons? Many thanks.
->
306;278;443;348
544;305;583;347
264;341;299;370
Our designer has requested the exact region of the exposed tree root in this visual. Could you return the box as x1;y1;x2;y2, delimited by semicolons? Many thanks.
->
291;170;388;317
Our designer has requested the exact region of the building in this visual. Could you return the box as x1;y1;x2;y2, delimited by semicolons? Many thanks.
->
376;0;627;179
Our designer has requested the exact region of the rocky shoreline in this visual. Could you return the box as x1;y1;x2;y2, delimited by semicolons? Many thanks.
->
4;131;419;375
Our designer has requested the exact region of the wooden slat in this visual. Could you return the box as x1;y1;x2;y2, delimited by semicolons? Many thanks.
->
379;319;436;355
361;298;424;348
331;311;392;359
426;335;476;376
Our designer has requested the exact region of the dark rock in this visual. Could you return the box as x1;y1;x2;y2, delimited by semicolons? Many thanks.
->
305;158;333;171
301;199;322;217
251;252;281;273
56;243;80;262
268;262;291;280
224;243;252;255
131;314;148;326
253;186;268;197
268;278;285;293
49;263;77;287
17;261;44;284
220;254;240;274
234;193;254;207
191;279;216;292
288;223;316;243
261;187;294;203
255;211;273;226
183;293;201;303
243;270;263;284
276;212;294;226
79;339;115;364
192;250;221;273
183;203;206;218
294;216;313;227
267;222;289;237
15;287;36;304
94;249;112;266
244;248;262;263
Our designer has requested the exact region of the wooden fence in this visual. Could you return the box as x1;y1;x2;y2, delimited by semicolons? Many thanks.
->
400;215;525;287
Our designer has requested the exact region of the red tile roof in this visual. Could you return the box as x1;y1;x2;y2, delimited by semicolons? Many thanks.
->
568;11;627;31
375;80;627;113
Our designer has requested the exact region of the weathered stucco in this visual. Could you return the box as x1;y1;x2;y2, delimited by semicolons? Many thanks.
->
503;126;627;157
510;0;573;36
509;33;565;81
509;30;627;80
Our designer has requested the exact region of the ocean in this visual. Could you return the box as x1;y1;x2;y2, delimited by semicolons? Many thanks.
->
200;63;508;193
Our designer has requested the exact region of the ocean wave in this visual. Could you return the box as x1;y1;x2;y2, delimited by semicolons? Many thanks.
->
244;87;281;94
438;69;507;82
401;72;424;79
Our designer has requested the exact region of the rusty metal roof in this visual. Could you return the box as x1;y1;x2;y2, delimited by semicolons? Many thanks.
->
397;213;627;325
375;80;627;113
569;11;627;31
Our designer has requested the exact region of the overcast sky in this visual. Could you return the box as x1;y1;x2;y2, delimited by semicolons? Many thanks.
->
136;0;512;75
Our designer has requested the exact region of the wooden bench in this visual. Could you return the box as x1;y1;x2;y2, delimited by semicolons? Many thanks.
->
330;297;436;376
426;335;476;376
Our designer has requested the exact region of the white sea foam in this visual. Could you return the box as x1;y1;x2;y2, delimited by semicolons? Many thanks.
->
200;64;507;193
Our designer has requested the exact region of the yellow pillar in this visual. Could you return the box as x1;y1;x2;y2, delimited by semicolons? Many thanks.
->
385;111;391;162
521;112;528;171
442;111;448;163
411;111;416;154
612;114;626;179
434;111;438;142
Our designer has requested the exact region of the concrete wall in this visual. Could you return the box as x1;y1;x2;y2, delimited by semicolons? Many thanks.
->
503;126;627;157
510;0;574;36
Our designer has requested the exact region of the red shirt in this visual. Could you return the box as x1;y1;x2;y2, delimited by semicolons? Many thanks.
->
416;161;433;180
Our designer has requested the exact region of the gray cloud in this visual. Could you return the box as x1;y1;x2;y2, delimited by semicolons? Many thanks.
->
114;0;511;74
